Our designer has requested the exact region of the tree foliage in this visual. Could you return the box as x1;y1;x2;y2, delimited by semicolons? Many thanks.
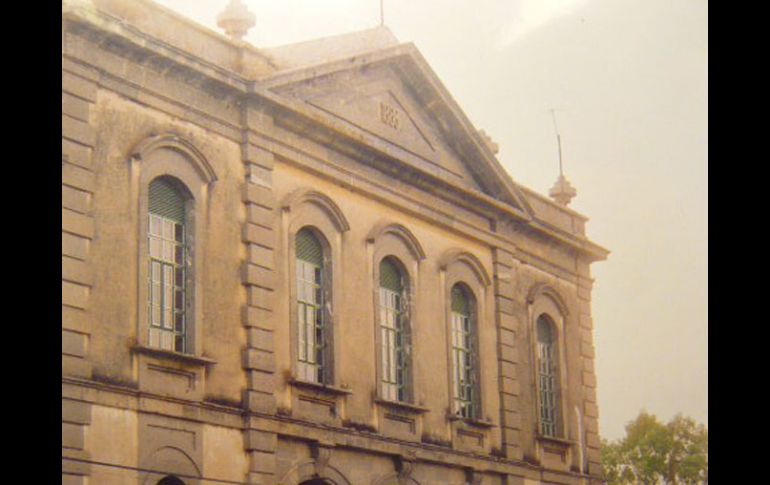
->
601;411;707;485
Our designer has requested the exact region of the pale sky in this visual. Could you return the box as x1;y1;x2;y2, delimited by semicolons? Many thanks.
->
154;0;708;442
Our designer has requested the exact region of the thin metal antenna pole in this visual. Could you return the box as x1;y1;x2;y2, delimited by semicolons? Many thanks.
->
380;0;384;26
550;109;564;176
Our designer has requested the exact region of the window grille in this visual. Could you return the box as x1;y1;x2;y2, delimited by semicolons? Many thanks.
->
147;177;188;353
537;315;559;437
379;258;409;402
451;284;478;418
296;229;326;383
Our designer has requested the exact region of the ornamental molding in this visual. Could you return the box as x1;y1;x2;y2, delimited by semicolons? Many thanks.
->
438;249;491;287
280;187;351;233
526;283;570;316
367;222;426;261
130;133;218;184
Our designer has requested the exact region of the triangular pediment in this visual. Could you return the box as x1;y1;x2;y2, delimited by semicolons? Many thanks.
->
272;64;485;190
262;44;532;217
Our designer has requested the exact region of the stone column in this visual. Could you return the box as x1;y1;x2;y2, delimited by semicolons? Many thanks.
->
493;247;523;461
241;106;279;484
61;56;97;485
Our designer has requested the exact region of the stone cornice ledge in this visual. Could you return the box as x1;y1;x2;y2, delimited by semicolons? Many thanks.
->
251;89;610;262
62;0;608;263
62;2;251;94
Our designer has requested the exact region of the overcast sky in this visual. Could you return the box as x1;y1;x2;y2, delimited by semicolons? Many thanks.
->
154;0;708;442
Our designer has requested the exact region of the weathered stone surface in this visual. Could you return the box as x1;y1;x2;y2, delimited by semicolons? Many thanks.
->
244;306;274;330
62;255;93;285
247;328;275;352
244;184;275;209
62;330;88;358
62;281;89;310
62;399;92;425
243;223;275;249
62;163;95;193
242;348;276;372
62;114;96;147
62;1;608;482
62;91;91;122
244;263;276;289
244;430;278;452
62;185;91;214
62;422;85;450
62;233;89;261
62;71;97;102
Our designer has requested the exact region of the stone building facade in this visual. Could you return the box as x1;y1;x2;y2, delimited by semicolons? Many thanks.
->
61;1;609;484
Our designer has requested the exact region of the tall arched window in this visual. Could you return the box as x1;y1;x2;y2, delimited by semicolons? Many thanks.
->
296;228;329;383
378;257;410;402
536;314;561;437
451;284;479;419
147;176;191;353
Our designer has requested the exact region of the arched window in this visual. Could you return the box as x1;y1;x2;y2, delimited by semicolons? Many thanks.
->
536;314;561;437
378;257;411;402
295;228;330;383
147;176;191;353
450;284;479;419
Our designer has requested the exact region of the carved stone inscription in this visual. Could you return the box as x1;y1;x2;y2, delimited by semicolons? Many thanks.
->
379;101;400;130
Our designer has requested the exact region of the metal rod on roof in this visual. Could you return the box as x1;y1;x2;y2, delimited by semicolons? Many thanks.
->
380;0;384;26
550;108;564;176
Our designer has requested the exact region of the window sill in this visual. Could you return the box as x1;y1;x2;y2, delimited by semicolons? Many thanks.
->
536;434;574;448
374;397;430;414
131;345;217;367
448;413;495;429
288;378;353;396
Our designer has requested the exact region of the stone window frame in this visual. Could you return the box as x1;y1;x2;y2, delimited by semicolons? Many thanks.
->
130;134;217;361
438;250;493;427
527;284;572;442
367;222;426;406
281;188;350;389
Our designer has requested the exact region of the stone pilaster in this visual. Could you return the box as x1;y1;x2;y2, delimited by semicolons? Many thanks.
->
241;107;278;485
493;247;523;460
62;58;97;485
576;273;601;477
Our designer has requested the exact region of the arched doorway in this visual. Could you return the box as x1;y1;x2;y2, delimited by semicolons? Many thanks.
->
300;479;333;485
157;476;186;485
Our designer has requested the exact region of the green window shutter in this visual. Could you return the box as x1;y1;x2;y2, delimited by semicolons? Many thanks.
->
537;315;555;344
296;229;323;266
451;285;470;315
149;177;186;223
379;259;403;292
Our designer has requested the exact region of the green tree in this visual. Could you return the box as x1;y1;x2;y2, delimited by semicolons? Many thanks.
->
601;411;708;485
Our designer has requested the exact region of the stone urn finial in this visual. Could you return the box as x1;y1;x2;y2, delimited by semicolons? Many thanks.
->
549;174;577;206
217;0;255;41
478;129;499;155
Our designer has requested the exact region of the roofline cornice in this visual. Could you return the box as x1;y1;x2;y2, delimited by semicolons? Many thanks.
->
63;2;608;262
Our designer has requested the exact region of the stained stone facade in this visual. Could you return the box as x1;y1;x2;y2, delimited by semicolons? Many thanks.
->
61;1;609;484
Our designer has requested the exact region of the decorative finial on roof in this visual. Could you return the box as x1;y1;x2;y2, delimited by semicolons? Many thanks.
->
549;174;577;206
478;129;499;155
217;0;255;41
547;109;576;206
